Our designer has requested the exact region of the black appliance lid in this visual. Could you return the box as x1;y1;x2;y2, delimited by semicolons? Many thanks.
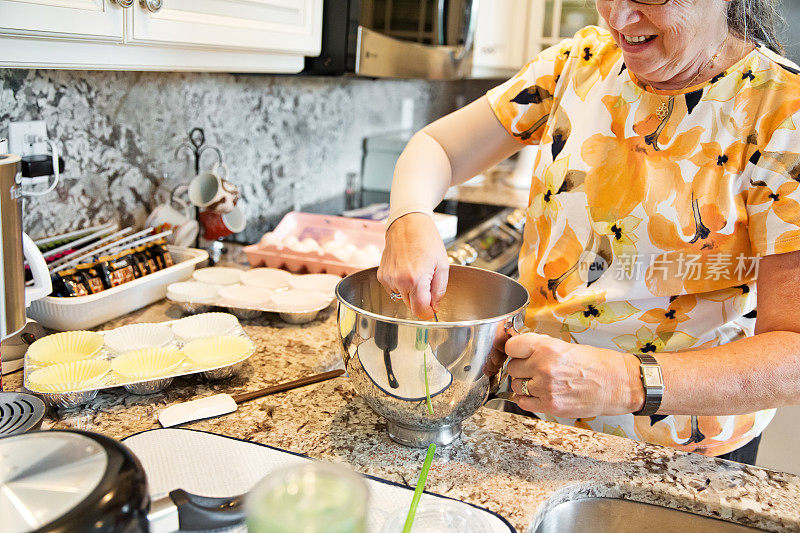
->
1;432;108;532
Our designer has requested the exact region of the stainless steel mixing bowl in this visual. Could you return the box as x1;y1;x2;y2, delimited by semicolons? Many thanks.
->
336;266;528;447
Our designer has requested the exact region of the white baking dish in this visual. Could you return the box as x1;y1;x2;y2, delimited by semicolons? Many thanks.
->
27;246;208;331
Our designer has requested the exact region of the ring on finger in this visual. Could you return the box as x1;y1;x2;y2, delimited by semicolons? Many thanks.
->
390;291;403;301
520;378;531;397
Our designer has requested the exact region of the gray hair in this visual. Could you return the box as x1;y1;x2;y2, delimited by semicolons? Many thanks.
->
727;0;784;53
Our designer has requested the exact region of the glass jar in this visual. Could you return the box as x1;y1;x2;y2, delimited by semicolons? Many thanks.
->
246;462;369;533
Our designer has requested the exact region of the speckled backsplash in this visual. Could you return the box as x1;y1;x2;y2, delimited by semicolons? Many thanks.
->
1;69;494;243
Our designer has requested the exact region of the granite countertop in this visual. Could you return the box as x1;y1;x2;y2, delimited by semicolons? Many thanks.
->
6;300;800;532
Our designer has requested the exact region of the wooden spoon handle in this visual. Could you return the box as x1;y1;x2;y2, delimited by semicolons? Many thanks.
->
230;369;345;404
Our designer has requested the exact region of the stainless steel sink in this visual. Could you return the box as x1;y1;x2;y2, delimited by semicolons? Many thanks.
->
533;498;762;532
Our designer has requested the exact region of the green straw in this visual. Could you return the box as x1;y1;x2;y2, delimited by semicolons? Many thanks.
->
423;348;434;415
402;443;437;533
416;328;434;415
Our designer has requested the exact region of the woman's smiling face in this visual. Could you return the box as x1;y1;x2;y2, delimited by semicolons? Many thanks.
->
595;0;730;89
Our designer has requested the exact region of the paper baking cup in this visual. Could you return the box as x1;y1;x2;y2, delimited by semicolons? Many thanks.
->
288;273;342;295
171;313;240;341
111;347;185;380
192;267;244;286
28;359;111;393
217;284;273;307
167;281;219;304
27;331;105;365
182;335;255;369
241;268;293;290
104;323;174;354
269;289;331;313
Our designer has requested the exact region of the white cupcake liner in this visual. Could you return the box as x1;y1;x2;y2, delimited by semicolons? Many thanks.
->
171;312;240;341
111;347;185;379
240;268;293;290
104;323;174;354
269;289;331;313
167;281;219;304
28;360;111;393
287;273;342;295
182;335;255;369
27;331;105;365
217;284;273;308
192;267;244;286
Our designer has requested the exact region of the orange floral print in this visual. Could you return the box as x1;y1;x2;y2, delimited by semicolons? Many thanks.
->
486;26;797;455
640;295;697;333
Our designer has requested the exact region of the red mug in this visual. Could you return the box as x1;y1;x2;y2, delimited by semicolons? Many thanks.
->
199;206;246;240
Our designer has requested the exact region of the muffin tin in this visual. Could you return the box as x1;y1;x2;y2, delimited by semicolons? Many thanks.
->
23;313;255;408
166;268;338;324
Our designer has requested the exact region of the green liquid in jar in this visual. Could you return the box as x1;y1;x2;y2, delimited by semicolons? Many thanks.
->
247;464;368;533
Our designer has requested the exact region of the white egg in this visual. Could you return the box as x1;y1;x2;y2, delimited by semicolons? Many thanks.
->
364;247;382;265
300;238;320;253
363;244;381;257
297;241;318;254
322;240;341;255
350;248;375;267
282;235;299;248
333;247;353;263
260;232;282;247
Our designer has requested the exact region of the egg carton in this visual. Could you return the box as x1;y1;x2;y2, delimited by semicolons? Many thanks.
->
23;314;255;408
242;212;385;276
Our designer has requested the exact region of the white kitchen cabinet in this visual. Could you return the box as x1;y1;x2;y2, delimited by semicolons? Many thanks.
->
0;0;322;73
0;0;123;41
471;0;531;78
527;0;602;57
471;0;601;79
126;0;321;55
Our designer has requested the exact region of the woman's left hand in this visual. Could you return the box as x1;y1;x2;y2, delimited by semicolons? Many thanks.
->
505;333;644;418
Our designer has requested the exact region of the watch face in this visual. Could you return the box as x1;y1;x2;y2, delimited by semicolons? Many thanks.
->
642;365;664;387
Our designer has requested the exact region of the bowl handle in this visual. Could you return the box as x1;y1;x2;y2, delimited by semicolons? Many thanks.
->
503;313;527;337
495;312;531;405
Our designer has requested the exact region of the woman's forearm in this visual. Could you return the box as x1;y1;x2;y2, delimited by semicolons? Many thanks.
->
387;95;523;228
655;331;800;415
387;130;452;228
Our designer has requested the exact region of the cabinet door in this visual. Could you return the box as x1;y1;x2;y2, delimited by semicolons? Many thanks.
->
126;0;321;56
471;0;531;78
0;0;123;41
526;0;600;57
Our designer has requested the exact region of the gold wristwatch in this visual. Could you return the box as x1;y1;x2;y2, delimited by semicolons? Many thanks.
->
632;353;663;416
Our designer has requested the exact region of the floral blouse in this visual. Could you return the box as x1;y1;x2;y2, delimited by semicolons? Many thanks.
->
487;26;800;456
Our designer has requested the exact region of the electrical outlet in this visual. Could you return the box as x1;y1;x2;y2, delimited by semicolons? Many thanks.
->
8;120;48;156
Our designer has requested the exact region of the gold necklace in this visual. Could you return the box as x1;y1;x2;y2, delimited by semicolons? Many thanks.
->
655;36;728;121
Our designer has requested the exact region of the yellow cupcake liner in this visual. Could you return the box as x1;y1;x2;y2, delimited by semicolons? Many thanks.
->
182;335;255;369
111;347;185;380
28;359;111;393
27;331;105;365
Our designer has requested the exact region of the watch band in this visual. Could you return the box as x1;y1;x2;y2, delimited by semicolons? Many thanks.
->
632;353;663;416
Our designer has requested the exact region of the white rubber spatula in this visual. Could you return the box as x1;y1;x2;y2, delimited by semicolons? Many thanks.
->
158;369;345;427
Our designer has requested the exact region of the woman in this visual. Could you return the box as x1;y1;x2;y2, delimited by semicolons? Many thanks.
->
378;0;800;464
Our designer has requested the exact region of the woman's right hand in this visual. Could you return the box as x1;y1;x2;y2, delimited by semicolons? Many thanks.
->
377;212;450;320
